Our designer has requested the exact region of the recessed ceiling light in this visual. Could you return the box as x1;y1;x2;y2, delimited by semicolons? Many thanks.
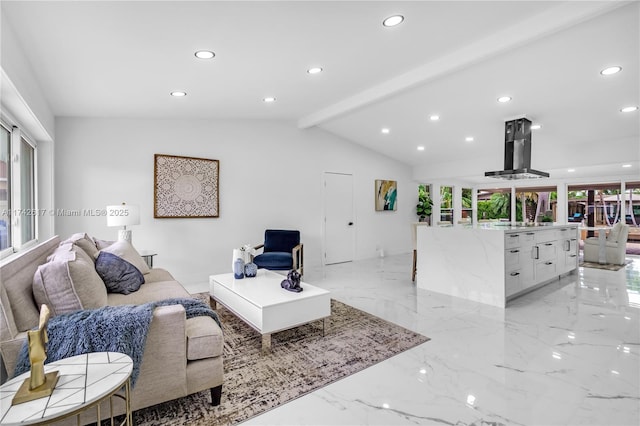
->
381;128;390;134
417;146;425;151
429;115;439;121
194;50;215;59
383;15;404;27
465;137;474;142
497;96;512;103
170;91;187;97
620;106;638;113
568;169;575;173
531;124;542;130
263;97;276;103
307;67;323;74
600;66;622;75
622;164;632;168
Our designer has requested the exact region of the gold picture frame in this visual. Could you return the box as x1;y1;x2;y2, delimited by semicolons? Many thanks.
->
154;154;219;218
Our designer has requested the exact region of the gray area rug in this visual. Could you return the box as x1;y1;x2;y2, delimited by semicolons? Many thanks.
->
132;296;429;425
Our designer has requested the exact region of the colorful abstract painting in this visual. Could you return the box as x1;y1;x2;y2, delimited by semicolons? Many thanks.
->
375;180;397;211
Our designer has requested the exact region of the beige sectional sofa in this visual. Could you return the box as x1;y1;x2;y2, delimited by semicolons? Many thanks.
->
0;234;223;423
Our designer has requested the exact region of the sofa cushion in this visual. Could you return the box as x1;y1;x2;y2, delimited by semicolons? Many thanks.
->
143;268;175;284
186;316;223;360
33;246;108;316
97;240;150;275
95;252;144;295
107;280;191;306
60;232;99;260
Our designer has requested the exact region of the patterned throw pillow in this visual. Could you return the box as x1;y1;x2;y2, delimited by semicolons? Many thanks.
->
95;252;144;295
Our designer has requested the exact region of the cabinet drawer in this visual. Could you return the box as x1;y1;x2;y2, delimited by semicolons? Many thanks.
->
557;227;575;239
505;233;521;249
535;230;558;243
505;269;522;297
521;232;536;246
536;260;557;281
565;252;578;269
535;241;557;260
505;248;522;267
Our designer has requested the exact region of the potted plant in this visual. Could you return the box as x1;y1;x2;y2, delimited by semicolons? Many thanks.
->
416;185;433;224
541;215;553;225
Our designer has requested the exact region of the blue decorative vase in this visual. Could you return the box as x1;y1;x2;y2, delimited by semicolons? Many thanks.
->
244;262;258;278
233;258;245;279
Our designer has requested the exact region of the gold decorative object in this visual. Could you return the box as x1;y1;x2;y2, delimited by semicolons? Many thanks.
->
12;304;59;405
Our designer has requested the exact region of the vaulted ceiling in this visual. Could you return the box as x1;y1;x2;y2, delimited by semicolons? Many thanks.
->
2;1;638;183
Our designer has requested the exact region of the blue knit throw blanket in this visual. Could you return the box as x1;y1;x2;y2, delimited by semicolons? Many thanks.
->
13;298;221;386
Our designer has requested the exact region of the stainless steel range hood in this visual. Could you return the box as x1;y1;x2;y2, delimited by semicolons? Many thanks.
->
485;117;549;180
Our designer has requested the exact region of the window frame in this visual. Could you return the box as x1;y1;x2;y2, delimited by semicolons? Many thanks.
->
0;116;39;259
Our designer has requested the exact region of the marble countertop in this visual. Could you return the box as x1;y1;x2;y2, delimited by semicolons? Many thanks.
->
433;223;579;231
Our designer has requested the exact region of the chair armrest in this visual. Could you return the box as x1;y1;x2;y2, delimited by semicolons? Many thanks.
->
292;243;304;276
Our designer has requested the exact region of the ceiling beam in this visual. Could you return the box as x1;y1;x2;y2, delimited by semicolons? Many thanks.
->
298;1;631;129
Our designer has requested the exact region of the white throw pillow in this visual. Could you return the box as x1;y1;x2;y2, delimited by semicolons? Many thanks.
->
97;240;150;275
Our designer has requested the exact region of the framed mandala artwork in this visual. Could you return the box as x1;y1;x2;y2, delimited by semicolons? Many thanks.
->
154;154;219;218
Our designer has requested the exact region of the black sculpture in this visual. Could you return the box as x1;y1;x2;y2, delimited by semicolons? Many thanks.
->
281;269;303;293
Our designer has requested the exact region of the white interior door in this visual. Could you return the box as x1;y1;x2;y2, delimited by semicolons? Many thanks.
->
324;172;354;265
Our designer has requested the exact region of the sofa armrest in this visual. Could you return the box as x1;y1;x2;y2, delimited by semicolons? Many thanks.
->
131;304;188;409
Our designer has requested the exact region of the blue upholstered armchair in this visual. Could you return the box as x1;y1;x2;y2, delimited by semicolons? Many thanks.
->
253;229;303;275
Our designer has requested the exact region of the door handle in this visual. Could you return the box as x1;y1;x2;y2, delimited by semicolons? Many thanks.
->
348;222;354;226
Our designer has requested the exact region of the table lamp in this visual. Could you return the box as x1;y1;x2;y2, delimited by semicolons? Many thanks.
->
106;203;140;243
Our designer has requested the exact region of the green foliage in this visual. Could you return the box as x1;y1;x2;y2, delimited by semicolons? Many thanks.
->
541;215;553;222
440;186;452;209
490;193;510;218
417;184;433;218
462;188;472;209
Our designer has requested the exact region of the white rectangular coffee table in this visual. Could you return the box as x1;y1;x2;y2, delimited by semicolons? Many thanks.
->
209;269;331;353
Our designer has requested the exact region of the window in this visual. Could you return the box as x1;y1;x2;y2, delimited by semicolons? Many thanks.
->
477;189;510;221
0;125;10;251
515;186;557;223
461;187;472;223
0;122;38;256
20;137;36;243
440;186;453;223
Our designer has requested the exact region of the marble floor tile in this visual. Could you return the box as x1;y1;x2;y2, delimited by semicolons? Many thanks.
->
244;254;640;426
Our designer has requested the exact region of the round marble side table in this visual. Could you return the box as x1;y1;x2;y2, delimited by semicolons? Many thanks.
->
0;352;133;425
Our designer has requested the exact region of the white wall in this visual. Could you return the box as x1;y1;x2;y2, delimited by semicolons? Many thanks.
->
55;118;416;289
1;12;56;243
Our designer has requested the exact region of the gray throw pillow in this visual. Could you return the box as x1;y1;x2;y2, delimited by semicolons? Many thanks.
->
95;252;144;295
33;246;108;317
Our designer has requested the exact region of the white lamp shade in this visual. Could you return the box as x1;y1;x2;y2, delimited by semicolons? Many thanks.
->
106;204;140;227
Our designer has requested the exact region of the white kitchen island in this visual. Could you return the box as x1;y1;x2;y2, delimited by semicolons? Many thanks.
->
416;223;579;308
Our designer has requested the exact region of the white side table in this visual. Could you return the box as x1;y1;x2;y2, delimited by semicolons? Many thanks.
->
138;250;157;268
0;352;133;425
